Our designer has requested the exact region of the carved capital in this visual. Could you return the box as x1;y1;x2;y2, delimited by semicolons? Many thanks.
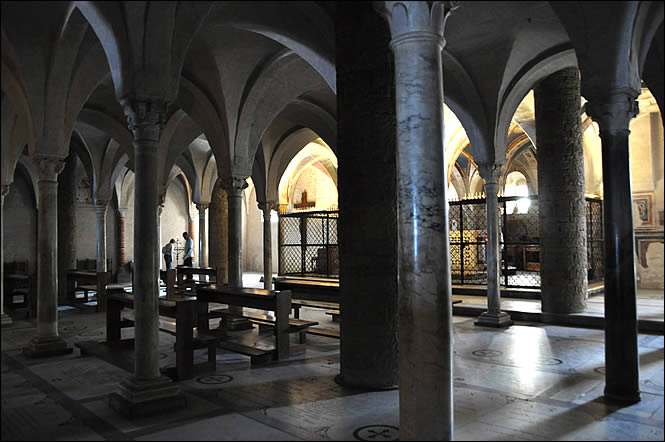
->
376;1;459;47
94;200;109;216
1;184;10;198
122;100;168;141
35;156;66;182
584;90;639;135
225;177;248;197
158;203;165;217
258;201;278;213
477;162;503;185
118;207;128;218
196;203;209;212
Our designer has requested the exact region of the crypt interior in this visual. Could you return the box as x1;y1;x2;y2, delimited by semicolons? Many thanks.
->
1;1;664;441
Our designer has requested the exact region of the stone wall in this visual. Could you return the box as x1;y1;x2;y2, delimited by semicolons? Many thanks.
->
4;168;37;273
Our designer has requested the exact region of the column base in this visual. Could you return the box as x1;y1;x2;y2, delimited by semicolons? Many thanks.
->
474;311;513;328
221;317;254;331
23;335;73;358
334;373;399;391
1;313;12;327
109;375;186;418
603;388;641;405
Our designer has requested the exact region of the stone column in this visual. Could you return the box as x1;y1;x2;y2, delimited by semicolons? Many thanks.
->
95;200;109;272
223;177;252;330
475;168;512;327
258;202;276;290
109;100;184;417
378;2;458;439
57;153;76;306
335;1;399;391
197;203;209;268
535;67;588;313
1;185;12;326
209;180;229;285
585;91;641;404
157;202;164;273
23;156;73;357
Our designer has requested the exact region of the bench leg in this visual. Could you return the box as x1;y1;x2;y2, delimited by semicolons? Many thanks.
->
208;342;216;365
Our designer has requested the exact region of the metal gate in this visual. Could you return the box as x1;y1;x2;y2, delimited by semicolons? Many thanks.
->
278;198;603;286
278;211;339;278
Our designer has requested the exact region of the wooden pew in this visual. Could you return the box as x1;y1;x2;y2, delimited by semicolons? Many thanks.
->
3;261;34;318
67;270;111;312
195;285;317;364
103;290;218;380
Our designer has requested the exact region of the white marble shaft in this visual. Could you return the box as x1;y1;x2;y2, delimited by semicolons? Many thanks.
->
585;92;641;404
383;2;457;439
197;204;208;268
227;178;247;288
1;185;11;326
484;182;501;313
260;202;275;290
125;102;164;382
95;202;108;272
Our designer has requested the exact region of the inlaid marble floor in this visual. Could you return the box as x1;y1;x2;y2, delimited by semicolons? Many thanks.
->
2;299;663;441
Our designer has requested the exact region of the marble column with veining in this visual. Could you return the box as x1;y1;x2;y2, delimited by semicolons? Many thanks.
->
223;177;252;329
1;185;12;326
95;200;108;272
336;1;399;390
535;67;588;313
378;1;458;439
585;91;641;404
197;203;209;269
109;100;184;417
259;202;275;290
23;156;73;357
475;172;512;328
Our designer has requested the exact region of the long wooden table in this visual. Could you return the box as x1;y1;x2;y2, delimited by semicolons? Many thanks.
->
195;285;292;360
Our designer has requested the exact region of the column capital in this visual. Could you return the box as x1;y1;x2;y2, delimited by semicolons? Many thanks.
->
257;201;278;212
224;177;248;197
477;162;503;185
158;203;165;217
121;100;168;141
35;155;66;182
584;90;639;135
94;198;109;208
118;207;128;218
376;1;459;47
196;203;210;212
1;184;10;198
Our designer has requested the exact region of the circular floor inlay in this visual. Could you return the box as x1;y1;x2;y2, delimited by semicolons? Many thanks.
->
62;325;87;332
535;357;563;366
472;349;503;357
79;330;103;337
353;425;399;441
197;374;233;385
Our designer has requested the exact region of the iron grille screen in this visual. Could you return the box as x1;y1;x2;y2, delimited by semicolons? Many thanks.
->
278;198;604;287
278;210;339;278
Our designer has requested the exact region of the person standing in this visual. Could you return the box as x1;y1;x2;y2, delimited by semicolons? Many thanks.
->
183;232;194;267
162;238;175;269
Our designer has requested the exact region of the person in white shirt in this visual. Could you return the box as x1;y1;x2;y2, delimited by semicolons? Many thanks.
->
162;238;175;269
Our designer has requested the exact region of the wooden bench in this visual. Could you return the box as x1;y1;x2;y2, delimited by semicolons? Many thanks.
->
4;261;34;317
273;277;339;303
196;285;299;365
67;270;111;311
325;310;340;321
104;290;218;380
210;307;318;345
291;299;339;319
